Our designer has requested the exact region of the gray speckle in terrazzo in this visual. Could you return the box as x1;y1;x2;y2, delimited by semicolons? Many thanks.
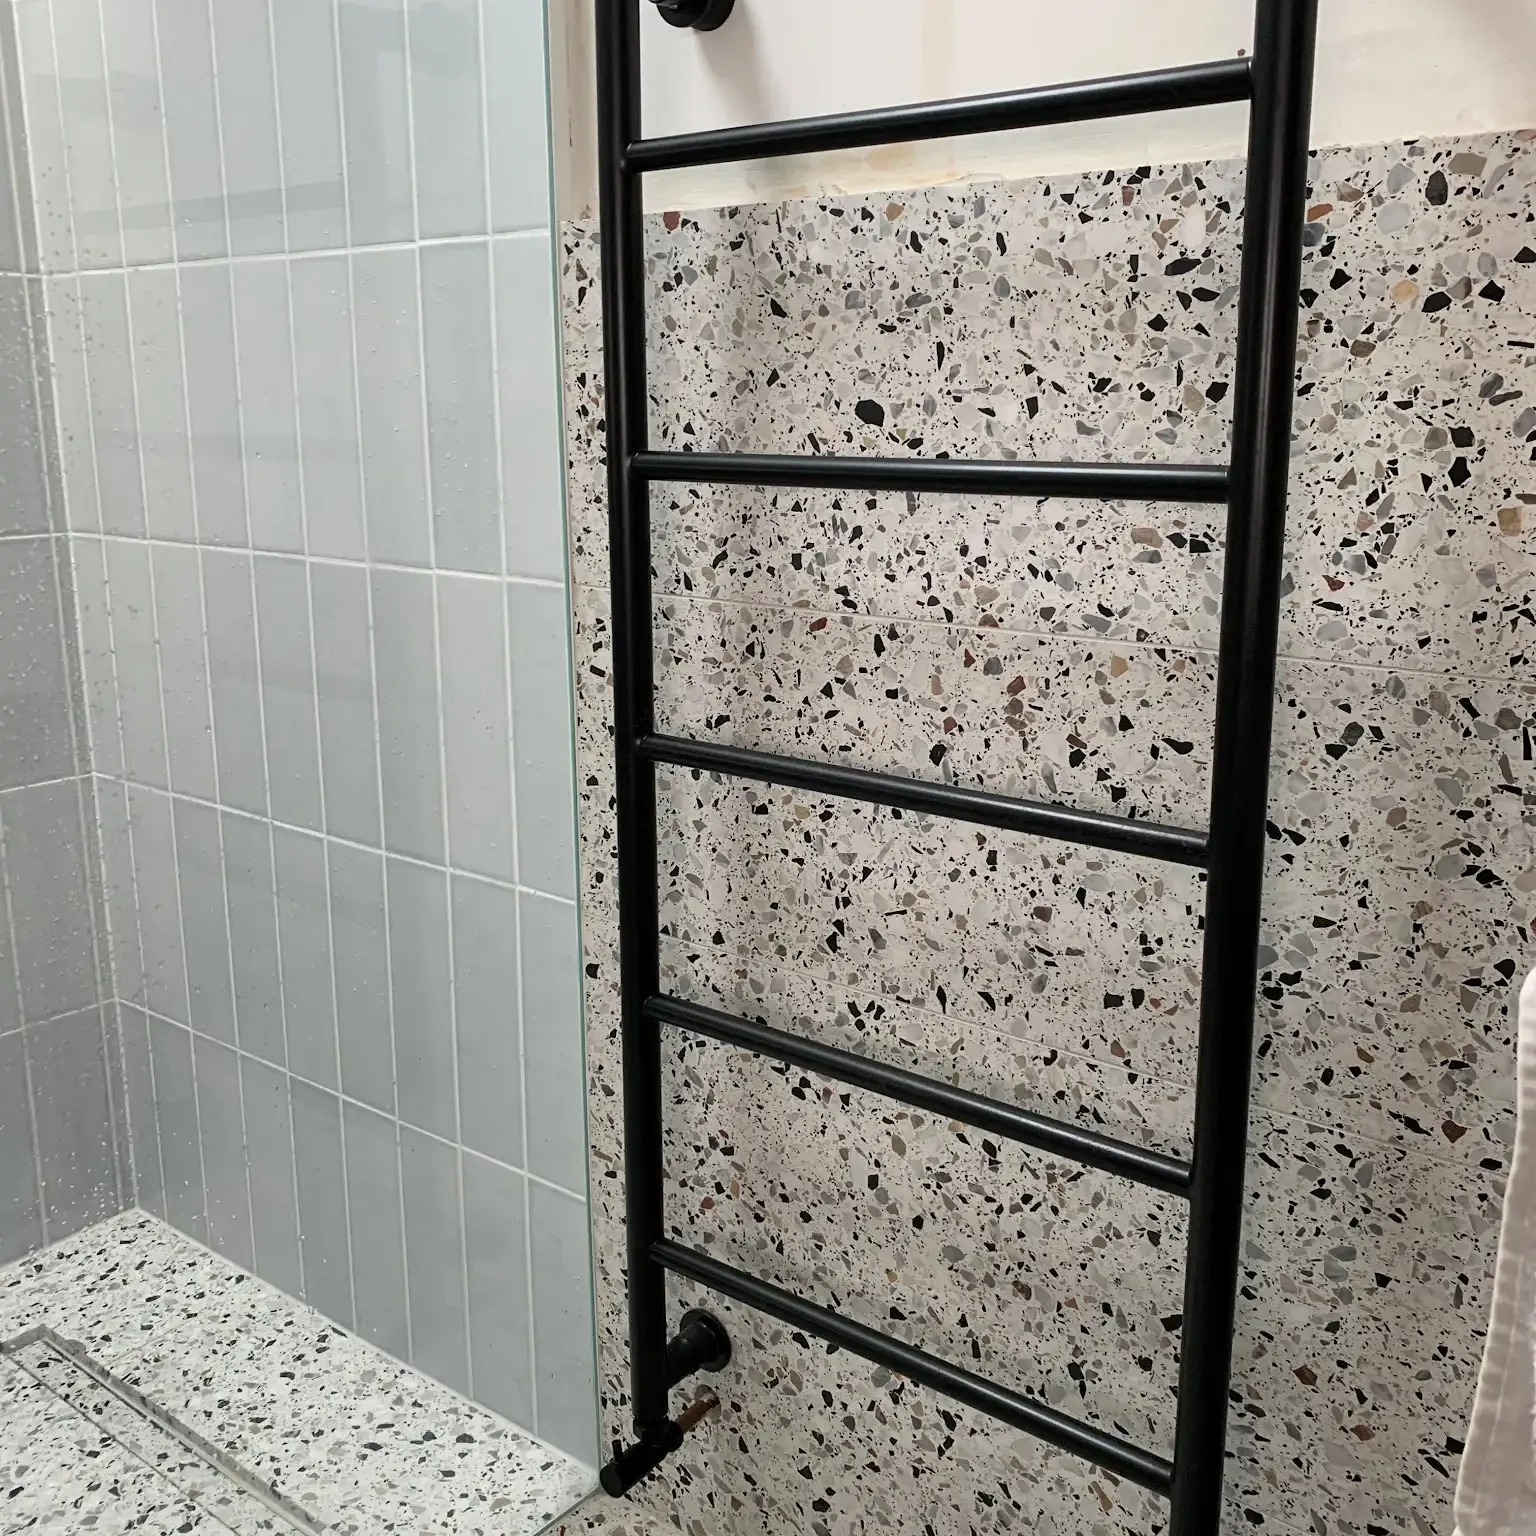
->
564;129;1536;1535
0;1212;595;1534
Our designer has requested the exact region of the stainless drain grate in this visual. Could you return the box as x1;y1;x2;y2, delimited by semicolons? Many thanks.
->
1;1326;325;1533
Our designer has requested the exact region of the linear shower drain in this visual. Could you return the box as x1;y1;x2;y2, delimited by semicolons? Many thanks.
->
1;1325;324;1533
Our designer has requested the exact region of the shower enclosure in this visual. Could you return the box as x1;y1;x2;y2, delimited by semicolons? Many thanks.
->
0;0;598;1526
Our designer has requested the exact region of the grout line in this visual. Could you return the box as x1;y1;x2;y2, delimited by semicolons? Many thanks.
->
478;5;545;1430
399;0;474;1396
269;0;353;1328
88;772;577;905
97;30;166;1222
140;0;210;1242
80;528;568;587
42;0;132;1232
245;0;313;1309
130;1001;592;1206
333;0;412;1358
326;0;363;1336
202;0;262;1279
44;225;547;279
472;0;515;1415
570;574;1536;694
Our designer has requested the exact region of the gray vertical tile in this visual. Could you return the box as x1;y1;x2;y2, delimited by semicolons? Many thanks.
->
232;263;303;554
15;2;72;270
0;536;75;789
52;0;120;269
171;796;234;1043
0;277;48;534
452;874;520;1167
372;567;442;863
179;264;248;546
118;1003;164;1218
337;0;412;247
192;1031;252;1268
0;1031;41;1263
273;825;336;1090
101;0;174;269
387;856;454;1139
289;255;365;561
26;1009;119;1239
241;1053;301;1296
209;0;283;257
147;1013;205;1240
126;782;186;1024
254;555;321;830
519;890;584;1193
421;241;499;574
290;1078;352;1327
0;871;17;1037
438;574;512;881
156;0;226;261
95;776;143;1006
0;15;31;266
483;0;551;235
353;247;429;567
222;811;284;1066
101;1006;132;1213
509;583;576;899
0;18;25;275
151;542;216;801
78;273;145;537
342;1098;407;1357
407;0;484;239
4;779;98;1025
270;0;345;253
104;538;168;788
310;560;380;847
528;1180;597;1464
327;840;392;1114
202;549;267;817
495;234;564;582
462;1150;532;1426
126;267;196;542
399;1124;468;1395
46;280;99;531
72;539;121;777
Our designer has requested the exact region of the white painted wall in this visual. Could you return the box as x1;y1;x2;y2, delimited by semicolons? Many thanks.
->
550;0;1536;216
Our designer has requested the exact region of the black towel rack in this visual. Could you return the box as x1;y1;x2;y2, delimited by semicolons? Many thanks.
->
594;3;1318;1529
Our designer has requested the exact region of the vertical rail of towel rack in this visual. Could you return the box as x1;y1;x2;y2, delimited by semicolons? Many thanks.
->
594;0;669;1441
1170;2;1318;1526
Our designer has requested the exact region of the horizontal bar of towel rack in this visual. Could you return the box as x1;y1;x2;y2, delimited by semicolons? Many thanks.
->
651;1239;1175;1494
631;450;1231;504
647;993;1194;1195
641;733;1210;867
625;58;1252;173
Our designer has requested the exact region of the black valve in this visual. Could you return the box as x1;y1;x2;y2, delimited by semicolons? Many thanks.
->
600;1311;730;1496
650;0;735;30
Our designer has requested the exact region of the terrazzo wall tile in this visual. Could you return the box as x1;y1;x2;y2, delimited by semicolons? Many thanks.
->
563;129;1536;1535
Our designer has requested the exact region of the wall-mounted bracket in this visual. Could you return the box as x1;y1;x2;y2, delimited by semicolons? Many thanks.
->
649;0;734;31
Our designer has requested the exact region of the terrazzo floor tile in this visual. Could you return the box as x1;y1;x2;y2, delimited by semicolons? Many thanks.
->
0;1354;215;1534
0;1211;596;1535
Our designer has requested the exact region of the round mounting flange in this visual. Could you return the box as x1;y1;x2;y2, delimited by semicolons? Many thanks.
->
651;0;735;30
677;1309;732;1373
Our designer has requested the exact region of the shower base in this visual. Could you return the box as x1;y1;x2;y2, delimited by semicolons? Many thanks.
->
0;1211;594;1533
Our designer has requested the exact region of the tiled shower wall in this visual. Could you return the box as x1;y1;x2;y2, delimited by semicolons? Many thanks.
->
565;133;1536;1533
8;0;597;1463
0;3;125;1269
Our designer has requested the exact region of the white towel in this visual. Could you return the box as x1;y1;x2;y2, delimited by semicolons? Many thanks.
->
1454;967;1536;1535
